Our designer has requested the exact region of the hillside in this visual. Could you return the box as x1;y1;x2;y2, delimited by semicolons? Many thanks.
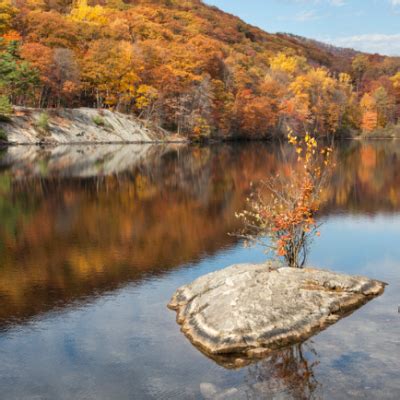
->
1;0;400;139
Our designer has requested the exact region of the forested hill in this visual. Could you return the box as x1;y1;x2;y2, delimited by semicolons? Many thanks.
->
1;0;400;139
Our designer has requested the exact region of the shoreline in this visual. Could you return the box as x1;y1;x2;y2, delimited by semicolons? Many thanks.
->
0;139;189;147
3;136;400;147
2;108;400;146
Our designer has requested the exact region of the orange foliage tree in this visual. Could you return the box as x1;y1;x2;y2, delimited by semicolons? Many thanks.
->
236;130;333;268
2;0;400;137
234;88;279;137
360;93;378;133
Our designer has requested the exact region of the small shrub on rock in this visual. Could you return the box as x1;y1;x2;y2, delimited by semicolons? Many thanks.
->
35;112;50;135
236;130;334;268
92;115;105;126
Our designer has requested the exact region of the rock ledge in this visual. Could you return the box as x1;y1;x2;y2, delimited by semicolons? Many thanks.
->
168;263;385;364
0;107;186;144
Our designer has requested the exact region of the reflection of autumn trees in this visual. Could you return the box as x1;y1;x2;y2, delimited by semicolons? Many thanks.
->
0;144;278;328
0;141;400;328
203;343;319;398
322;141;400;214
245;344;319;400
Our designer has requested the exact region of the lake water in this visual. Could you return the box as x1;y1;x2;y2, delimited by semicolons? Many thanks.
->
0;141;399;399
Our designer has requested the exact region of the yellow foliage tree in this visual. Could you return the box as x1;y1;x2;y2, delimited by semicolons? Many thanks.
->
269;53;308;76
391;72;400;89
135;84;158;118
70;0;109;25
289;68;351;134
0;0;16;35
81;39;140;109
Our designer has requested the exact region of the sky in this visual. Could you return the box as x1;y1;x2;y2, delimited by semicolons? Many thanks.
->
204;0;400;56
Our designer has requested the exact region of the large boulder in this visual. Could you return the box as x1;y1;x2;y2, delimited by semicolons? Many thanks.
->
168;263;385;367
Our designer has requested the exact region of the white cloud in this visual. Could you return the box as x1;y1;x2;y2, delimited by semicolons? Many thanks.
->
278;9;321;22
326;33;400;56
329;0;345;6
294;10;320;21
390;0;400;5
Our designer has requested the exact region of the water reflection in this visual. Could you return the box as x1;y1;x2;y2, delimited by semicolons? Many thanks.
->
324;140;400;215
202;344;319;399
0;141;399;331
0;143;279;329
0;140;399;399
250;344;319;400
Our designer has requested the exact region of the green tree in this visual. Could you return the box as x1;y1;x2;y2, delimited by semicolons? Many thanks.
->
0;95;12;121
0;40;39;105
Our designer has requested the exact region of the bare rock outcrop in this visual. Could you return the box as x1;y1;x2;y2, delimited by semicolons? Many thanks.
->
168;263;385;366
0;107;184;144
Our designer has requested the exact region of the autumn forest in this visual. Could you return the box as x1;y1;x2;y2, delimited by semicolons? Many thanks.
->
1;0;400;139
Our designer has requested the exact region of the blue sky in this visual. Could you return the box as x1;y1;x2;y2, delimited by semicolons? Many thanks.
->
204;0;400;56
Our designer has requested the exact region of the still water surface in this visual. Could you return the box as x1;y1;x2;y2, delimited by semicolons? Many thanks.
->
0;141;399;399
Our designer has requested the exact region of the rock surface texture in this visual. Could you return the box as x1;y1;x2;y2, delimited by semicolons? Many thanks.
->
168;263;385;365
0;108;183;144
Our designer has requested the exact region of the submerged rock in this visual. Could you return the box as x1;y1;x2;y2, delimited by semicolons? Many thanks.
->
168;263;385;366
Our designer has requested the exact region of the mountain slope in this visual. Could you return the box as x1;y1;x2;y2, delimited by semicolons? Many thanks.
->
1;0;400;138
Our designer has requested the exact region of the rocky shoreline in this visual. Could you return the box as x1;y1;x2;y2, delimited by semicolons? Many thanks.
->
0;108;186;145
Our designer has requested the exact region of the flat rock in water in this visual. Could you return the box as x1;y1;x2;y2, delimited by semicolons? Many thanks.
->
168;263;385;366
